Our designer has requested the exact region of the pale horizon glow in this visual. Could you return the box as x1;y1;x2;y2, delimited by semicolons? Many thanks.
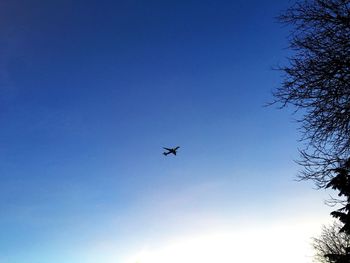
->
124;219;327;263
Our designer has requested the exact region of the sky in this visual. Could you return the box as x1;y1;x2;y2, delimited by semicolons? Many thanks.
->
0;0;335;262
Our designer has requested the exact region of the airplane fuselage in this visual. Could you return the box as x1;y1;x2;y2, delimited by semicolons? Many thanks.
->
163;146;179;156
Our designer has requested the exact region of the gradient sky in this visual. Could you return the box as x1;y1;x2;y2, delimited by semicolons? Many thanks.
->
0;1;335;262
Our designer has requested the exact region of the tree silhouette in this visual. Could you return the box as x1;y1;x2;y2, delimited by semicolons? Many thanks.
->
312;222;350;263
273;0;350;188
317;158;350;262
326;158;350;234
274;1;350;262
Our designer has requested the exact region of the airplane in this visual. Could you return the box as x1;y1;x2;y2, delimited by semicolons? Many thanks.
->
163;146;180;156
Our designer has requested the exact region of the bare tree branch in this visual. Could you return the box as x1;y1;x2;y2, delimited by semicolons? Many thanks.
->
273;0;350;187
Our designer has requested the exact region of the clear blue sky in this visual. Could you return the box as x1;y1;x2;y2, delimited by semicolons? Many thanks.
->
0;1;333;262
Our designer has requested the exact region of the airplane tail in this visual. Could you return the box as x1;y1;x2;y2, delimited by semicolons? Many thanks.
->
163;152;169;156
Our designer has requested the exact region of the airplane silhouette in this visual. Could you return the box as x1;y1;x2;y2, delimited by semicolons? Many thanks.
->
163;146;180;156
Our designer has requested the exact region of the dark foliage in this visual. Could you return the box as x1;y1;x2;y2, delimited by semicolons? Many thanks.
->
312;222;350;263
317;159;350;262
326;158;350;234
324;253;350;263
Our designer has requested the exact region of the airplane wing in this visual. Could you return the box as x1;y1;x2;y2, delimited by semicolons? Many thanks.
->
163;147;172;151
174;146;180;150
